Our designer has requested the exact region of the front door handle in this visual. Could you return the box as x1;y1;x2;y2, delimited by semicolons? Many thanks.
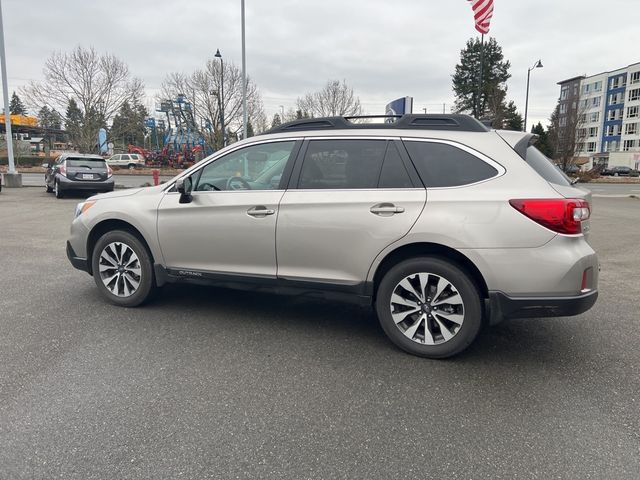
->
370;203;405;216
247;206;276;218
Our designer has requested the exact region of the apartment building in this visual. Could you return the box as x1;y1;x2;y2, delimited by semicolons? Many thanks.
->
557;61;640;170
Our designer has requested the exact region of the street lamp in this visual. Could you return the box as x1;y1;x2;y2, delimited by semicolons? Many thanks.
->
214;48;225;147
524;59;543;132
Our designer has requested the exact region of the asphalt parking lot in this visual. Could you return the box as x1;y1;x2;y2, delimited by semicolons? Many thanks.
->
1;188;639;479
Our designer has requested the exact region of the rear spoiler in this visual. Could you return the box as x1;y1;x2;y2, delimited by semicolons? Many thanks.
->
495;130;538;160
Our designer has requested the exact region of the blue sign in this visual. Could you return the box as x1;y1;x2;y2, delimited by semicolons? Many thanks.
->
98;128;108;154
385;97;413;122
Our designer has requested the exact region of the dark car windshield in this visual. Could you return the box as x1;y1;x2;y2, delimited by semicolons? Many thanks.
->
525;146;571;186
66;158;106;168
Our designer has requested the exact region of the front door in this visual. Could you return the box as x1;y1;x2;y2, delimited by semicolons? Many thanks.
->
157;140;299;277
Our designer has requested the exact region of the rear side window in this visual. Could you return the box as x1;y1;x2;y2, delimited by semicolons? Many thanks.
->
66;158;106;168
299;139;386;189
525;146;571;186
404;141;498;187
378;143;414;188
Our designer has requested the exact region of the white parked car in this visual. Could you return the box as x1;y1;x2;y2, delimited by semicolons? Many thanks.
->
106;153;146;170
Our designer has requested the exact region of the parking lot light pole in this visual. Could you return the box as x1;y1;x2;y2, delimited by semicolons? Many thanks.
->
0;0;21;187
215;49;225;147
524;59;543;133
241;0;247;140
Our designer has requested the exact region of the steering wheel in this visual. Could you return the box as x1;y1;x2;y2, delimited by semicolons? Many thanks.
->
226;176;251;190
198;182;220;191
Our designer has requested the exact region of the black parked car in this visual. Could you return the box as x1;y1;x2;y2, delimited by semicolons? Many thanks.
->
44;154;115;198
601;166;640;177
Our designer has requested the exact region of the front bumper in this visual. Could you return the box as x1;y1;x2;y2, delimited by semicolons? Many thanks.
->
487;290;598;325
66;241;90;274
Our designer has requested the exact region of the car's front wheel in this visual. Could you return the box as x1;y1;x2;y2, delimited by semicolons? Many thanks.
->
91;230;155;307
375;257;483;359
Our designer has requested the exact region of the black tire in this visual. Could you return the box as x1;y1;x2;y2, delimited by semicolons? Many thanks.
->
91;230;155;307
128;163;136;170
54;180;64;198
375;256;483;359
46;184;53;193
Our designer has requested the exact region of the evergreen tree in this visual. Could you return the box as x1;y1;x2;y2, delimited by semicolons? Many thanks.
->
271;113;282;129
531;121;554;158
65;99;84;145
110;100;148;148
452;37;511;119
9;92;27;115
502;101;523;131
246;122;254;138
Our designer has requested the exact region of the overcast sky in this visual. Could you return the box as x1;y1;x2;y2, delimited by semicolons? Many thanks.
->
3;0;639;129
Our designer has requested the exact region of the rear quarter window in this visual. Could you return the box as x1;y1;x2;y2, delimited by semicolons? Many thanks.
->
525;146;571;186
403;141;498;187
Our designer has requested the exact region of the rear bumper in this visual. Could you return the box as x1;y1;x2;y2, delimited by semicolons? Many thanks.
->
58;175;114;191
66;241;90;274
487;290;598;325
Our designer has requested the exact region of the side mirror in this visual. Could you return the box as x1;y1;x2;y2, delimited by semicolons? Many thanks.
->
42;163;50;168
176;177;193;204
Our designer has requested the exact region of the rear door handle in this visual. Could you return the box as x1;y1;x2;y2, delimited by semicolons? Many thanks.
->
247;206;276;217
370;203;405;216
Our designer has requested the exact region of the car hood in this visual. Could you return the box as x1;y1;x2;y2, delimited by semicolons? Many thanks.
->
90;187;146;200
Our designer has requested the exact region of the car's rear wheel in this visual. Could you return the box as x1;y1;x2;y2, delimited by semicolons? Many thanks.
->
375;257;483;359
46;183;53;193
128;163;136;170
91;230;155;307
54;180;64;198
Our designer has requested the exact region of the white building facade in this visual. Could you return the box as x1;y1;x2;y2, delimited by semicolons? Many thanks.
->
560;62;640;170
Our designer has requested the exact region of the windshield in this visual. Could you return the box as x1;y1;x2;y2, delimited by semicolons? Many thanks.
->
525;146;571;186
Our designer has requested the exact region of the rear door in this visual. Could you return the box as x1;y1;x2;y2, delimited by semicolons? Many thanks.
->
276;138;426;290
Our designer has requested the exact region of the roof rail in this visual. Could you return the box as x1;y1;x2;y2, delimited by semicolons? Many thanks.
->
263;114;490;135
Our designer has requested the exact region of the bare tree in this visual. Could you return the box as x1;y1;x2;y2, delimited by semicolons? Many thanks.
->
160;58;266;148
548;103;588;172
297;79;362;118
22;46;144;152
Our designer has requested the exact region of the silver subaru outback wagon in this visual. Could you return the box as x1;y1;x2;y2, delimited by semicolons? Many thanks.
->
66;114;598;358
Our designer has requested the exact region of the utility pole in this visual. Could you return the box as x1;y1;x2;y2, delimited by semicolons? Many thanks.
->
0;0;20;187
241;0;247;140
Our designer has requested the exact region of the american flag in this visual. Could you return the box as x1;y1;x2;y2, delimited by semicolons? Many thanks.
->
467;0;494;35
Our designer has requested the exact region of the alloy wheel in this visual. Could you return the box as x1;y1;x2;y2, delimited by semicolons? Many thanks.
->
389;272;465;345
98;242;142;297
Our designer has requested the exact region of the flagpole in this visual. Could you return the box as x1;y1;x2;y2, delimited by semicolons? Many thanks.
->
477;33;484;119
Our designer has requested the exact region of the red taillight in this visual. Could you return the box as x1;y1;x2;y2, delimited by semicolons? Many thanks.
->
509;198;590;235
107;165;113;178
59;164;66;177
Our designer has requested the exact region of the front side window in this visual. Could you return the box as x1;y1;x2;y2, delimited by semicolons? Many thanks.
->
403;141;499;188
195;141;296;191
